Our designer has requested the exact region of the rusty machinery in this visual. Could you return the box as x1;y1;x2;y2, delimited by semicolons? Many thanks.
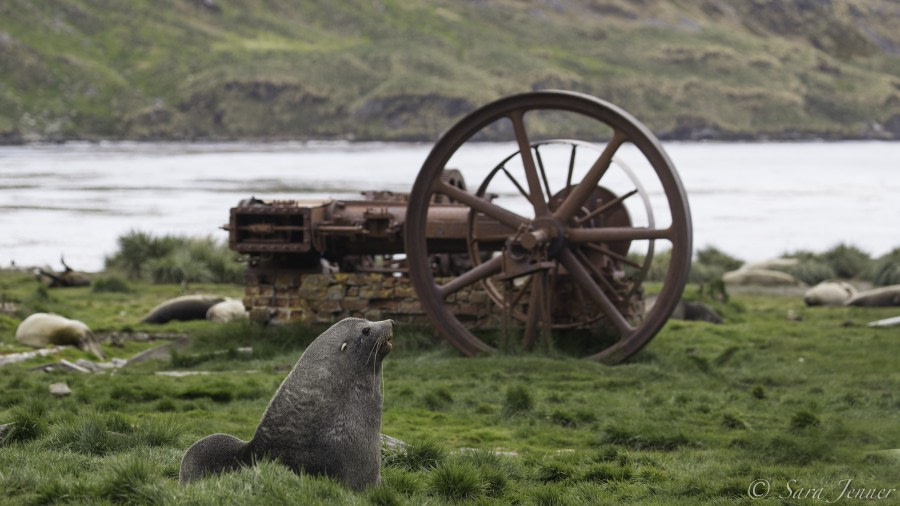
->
227;91;692;364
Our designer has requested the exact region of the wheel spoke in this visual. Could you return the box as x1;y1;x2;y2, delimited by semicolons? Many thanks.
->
553;131;626;222
507;274;533;309
510;111;550;216
567;226;672;243
574;248;623;303
436;254;503;298
565;143;577;197
584;242;642;269
435;180;529;230
534;145;552;202
559;249;634;337
574;189;639;226
501;167;530;200
522;272;544;351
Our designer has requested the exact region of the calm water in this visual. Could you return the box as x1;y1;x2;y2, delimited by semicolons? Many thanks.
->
1;141;898;272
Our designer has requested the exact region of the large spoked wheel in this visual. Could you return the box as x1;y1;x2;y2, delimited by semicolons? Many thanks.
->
404;91;692;364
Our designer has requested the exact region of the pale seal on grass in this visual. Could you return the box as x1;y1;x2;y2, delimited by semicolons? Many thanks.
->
179;317;394;490
140;294;224;324
845;284;900;307
205;298;248;323
804;281;857;306
15;313;104;359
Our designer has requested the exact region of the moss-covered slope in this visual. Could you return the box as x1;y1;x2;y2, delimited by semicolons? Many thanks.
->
1;0;899;142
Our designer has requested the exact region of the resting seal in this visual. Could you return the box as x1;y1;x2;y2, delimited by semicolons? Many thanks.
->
15;313;104;359
205;299;248;323
141;295;225;324
846;284;900;307
179;318;393;490
804;281;857;306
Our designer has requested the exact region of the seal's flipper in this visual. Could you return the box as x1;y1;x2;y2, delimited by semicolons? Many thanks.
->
179;433;250;484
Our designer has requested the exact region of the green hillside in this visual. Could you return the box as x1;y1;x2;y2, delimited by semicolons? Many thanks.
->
1;0;899;142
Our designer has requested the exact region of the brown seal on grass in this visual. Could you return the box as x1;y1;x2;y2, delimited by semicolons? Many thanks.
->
140;295;225;324
178;318;394;490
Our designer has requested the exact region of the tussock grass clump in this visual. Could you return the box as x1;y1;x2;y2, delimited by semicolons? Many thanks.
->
503;384;533;416
428;460;483;502
1;400;48;444
721;412;750;430
421;387;453;411
580;462;633;483
870;248;900;286
91;274;132;293
137;417;184;447
366;485;402;506
690;246;745;284
536;460;576;483
781;259;836;285
383;439;448;471
602;426;691;451
105;230;243;284
789;410;821;432
528;482;570;505
98;453;165;505
822;243;871;279
381;467;425;496
51;412;132;456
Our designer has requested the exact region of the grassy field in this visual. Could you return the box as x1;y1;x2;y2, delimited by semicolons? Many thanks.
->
0;270;898;504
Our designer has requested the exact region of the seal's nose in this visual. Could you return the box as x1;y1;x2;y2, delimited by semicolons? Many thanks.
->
388;319;396;328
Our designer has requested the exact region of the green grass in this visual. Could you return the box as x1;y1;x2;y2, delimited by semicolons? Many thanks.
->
1;271;898;504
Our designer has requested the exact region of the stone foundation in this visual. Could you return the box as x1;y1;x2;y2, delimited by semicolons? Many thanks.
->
243;270;499;326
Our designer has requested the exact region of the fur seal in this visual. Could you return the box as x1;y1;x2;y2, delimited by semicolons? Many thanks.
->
845;284;900;307
15;313;104;359
141;295;225;324
723;268;800;286
205;299;248;323
179;318;394;490
804;281;857;306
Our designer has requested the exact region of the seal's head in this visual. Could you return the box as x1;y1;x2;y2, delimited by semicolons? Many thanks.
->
313;318;393;371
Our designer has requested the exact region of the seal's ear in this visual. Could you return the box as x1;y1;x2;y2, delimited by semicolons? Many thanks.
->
340;342;348;352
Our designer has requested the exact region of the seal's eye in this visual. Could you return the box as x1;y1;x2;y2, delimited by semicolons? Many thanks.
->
340;342;348;352
362;327;370;336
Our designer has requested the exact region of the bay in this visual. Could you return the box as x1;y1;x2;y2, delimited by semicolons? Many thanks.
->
1;141;897;273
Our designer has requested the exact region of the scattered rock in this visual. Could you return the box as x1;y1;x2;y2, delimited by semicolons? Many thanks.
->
380;434;407;451
59;358;93;373
804;281;857;306
678;301;723;324
155;370;258;377
0;346;67;368
646;297;723;323
868;316;900;328
125;336;191;365
49;382;71;397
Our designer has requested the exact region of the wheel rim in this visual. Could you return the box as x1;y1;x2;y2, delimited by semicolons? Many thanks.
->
404;90;692;364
